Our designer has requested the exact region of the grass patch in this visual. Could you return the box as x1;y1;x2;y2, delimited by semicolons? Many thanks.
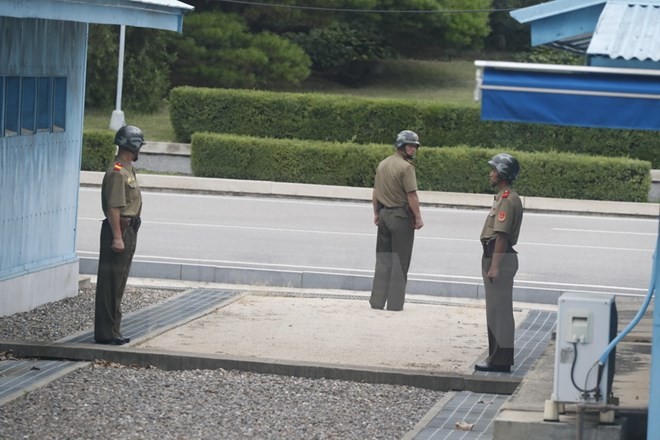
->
286;59;479;105
84;103;174;142
84;59;479;143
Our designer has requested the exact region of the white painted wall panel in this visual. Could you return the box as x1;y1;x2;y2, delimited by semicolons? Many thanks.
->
0;18;86;312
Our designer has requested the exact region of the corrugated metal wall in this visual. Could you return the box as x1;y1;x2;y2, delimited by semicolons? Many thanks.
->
0;17;86;280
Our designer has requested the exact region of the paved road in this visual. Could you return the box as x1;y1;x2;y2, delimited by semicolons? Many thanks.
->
76;187;656;297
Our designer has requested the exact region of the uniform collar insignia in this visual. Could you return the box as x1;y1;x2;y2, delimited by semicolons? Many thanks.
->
113;162;123;171
502;189;510;199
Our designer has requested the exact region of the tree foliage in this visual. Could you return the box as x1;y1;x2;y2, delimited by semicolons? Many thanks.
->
486;0;539;51
85;25;172;112
210;0;492;81
168;12;311;89
286;23;394;71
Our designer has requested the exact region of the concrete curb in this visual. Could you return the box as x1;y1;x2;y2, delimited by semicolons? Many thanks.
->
78;257;567;305
0;341;521;395
79;171;659;217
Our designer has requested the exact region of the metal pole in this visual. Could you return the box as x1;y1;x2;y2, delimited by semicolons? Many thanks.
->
576;404;584;440
109;25;126;131
648;216;660;440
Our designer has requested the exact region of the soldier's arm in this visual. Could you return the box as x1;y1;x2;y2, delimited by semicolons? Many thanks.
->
487;232;509;280
108;207;125;253
372;190;380;225
407;191;423;230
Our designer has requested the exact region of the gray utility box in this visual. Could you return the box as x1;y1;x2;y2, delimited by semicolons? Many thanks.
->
553;292;616;403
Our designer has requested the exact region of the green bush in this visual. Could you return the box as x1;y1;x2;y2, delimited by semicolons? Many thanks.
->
169;12;310;89
82;130;116;171
192;133;652;202
171;87;660;167
192;132;389;187
285;23;395;83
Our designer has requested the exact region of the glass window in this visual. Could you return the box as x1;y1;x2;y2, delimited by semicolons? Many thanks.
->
5;76;19;137
52;77;66;133
20;77;36;135
0;77;4;136
37;77;52;133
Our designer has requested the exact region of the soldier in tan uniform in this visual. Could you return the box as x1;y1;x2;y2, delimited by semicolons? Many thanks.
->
475;153;523;373
94;126;145;345
370;130;424;311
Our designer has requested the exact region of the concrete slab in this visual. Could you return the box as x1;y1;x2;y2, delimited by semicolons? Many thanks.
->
138;292;527;375
495;409;628;440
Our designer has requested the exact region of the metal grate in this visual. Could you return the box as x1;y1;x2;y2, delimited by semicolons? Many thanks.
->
61;288;238;343
414;310;556;439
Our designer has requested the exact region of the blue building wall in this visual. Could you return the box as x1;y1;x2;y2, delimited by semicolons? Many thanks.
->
0;17;86;314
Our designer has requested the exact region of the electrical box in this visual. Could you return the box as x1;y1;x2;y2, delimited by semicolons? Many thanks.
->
553;292;616;403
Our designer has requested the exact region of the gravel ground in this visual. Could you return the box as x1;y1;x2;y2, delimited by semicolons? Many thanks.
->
0;284;444;439
0;285;182;342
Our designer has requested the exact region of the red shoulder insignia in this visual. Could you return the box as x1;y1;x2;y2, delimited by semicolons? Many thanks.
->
502;189;510;199
113;162;123;172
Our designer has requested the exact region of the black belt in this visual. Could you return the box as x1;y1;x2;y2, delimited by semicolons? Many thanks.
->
120;216;139;225
109;216;142;233
481;238;516;257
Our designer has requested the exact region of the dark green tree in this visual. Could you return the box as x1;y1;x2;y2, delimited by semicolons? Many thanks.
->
229;0;492;81
486;0;540;51
168;12;311;88
86;25;173;112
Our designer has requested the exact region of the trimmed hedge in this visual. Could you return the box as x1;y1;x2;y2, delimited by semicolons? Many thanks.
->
192;132;652;202
82;129;116;171
171;87;660;167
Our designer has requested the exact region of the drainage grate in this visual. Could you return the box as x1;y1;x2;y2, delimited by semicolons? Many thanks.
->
0;359;84;405
414;310;556;439
61;288;239;344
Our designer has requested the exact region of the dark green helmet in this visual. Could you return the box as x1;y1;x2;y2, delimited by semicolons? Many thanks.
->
114;125;145;160
488;153;520;181
394;130;420;149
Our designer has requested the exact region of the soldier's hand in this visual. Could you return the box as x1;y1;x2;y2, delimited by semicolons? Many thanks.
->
111;238;125;253
487;266;499;282
374;213;379;226
414;217;424;230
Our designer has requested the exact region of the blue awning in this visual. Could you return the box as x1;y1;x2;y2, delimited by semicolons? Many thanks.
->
475;61;660;131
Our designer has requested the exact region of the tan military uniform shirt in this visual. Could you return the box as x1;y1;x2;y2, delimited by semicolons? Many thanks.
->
480;186;523;246
101;158;142;218
373;152;418;208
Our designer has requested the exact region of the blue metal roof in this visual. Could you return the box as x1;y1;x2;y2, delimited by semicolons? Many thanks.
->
511;0;660;66
589;2;660;62
0;0;194;32
511;0;607;23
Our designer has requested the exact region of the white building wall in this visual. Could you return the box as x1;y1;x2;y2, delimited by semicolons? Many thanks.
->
0;17;87;316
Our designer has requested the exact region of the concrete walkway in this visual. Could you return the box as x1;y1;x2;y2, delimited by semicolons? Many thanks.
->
1;170;655;439
0;278;651;439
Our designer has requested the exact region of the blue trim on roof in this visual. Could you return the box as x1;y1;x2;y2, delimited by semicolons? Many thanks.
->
530;5;603;46
0;0;193;32
512;0;660;67
480;66;660;131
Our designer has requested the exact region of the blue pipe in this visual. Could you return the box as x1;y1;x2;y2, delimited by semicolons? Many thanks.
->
595;216;658;439
597;220;658;367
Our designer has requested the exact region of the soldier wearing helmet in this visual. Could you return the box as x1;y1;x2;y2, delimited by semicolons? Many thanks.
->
475;153;523;373
94;125;145;345
369;130;424;311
